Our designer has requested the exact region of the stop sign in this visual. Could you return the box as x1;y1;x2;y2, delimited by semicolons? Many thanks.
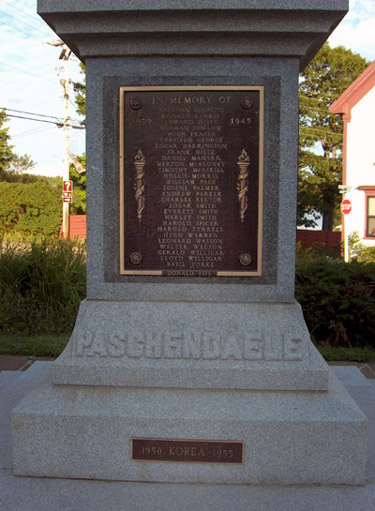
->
341;199;352;215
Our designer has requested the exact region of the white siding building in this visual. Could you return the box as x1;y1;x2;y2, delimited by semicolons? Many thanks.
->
330;61;375;246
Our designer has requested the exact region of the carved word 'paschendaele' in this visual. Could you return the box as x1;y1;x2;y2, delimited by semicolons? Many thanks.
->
74;331;305;361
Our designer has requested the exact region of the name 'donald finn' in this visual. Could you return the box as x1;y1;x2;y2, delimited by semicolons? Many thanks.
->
74;331;305;361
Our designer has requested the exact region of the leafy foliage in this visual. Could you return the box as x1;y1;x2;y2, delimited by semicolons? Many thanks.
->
0;109;14;174
298;43;368;230
70;64;87;212
70;154;86;214
296;259;375;348
0;170;56;184
72;63;86;120
0;109;36;178
349;231;375;262
7;153;36;174
0;240;86;334
0;181;62;240
296;240;341;262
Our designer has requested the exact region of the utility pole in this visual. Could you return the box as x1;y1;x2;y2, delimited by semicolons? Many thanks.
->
61;48;71;240
50;41;72;239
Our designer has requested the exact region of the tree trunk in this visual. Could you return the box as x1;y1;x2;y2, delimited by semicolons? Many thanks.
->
322;206;335;231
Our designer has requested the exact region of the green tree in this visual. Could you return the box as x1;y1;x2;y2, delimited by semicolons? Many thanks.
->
70;154;86;214
72;63;86;120
298;43;368;230
0;108;36;179
7;153;35;174
0;109;14;174
70;63;87;213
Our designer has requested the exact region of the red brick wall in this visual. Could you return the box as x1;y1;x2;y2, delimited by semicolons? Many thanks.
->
59;215;87;239
296;230;341;248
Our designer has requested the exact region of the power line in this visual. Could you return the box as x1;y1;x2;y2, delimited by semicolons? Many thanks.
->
3;107;81;125
300;105;332;114
299;95;340;107
300;127;343;138
6;112;84;129
4;107;63;122
0;18;49;46
6;113;63;126
13;126;57;139
0;6;51;39
0;0;50;31
0;59;57;85
3;107;82;125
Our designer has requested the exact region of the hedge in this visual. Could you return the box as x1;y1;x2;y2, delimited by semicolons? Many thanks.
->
295;259;375;348
0;181;61;240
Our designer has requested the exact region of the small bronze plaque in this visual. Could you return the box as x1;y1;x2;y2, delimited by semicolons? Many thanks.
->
132;438;243;464
120;86;263;277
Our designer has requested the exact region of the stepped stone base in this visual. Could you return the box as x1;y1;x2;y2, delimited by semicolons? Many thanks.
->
12;369;367;485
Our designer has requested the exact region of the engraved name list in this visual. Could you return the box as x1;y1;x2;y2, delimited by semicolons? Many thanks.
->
120;87;263;277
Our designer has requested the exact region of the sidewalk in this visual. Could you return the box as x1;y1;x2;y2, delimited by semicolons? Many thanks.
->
1;354;375;378
0;355;56;372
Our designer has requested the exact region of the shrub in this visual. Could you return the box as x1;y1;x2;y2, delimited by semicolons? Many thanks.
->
296;258;375;348
348;231;375;262
296;241;341;262
0;181;61;240
0;239;86;334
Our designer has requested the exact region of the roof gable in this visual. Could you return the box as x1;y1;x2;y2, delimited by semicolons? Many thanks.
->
330;60;375;119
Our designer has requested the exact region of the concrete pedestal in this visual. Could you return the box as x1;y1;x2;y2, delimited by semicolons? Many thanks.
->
11;300;368;485
12;367;367;484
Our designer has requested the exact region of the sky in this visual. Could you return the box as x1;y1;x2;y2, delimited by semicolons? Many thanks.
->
0;0;375;178
0;0;85;177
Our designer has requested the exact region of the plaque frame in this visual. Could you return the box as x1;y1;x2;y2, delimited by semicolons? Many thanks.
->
119;86;264;277
131;437;244;465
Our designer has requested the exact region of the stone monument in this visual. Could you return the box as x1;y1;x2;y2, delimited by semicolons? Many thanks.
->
12;0;368;486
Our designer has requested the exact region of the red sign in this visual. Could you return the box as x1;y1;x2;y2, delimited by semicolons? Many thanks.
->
63;197;72;203
63;180;73;193
341;199;352;215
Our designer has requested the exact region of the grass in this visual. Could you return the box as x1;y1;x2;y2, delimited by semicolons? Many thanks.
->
0;333;70;357
317;345;375;363
0;333;374;362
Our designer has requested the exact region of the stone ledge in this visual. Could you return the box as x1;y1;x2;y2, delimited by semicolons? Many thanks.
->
37;0;348;69
11;369;367;484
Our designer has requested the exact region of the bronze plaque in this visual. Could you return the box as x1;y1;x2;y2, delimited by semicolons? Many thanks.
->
120;86;263;277
131;438;243;464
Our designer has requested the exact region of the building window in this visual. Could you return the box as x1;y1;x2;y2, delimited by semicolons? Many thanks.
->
367;196;375;237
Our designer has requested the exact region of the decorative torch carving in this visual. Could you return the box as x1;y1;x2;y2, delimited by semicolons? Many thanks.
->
134;149;146;222
237;149;250;223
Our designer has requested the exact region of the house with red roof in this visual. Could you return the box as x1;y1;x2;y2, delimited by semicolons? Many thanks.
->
330;61;375;249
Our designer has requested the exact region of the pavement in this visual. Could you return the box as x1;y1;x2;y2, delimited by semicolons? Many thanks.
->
0;358;374;511
0;355;56;372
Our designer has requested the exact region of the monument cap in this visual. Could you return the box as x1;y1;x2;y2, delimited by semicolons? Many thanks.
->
38;0;348;70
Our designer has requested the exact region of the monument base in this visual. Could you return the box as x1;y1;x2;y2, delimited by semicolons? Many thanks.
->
12;369;367;485
50;300;329;391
